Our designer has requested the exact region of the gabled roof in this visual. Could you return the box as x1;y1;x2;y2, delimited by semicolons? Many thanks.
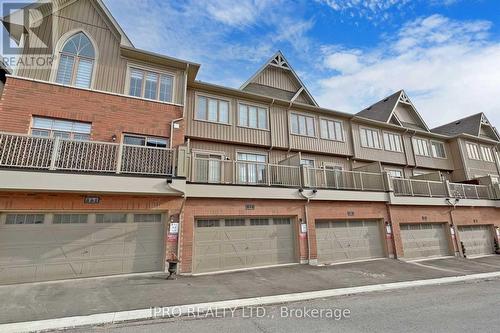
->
240;51;318;107
356;90;430;131
432;113;500;141
2;0;133;47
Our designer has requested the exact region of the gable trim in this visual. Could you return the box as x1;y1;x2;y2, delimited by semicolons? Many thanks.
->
387;90;430;131
240;51;318;107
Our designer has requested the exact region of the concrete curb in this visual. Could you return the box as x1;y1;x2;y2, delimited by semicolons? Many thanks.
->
2;271;500;333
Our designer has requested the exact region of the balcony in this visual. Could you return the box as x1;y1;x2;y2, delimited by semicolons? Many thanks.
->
189;158;386;192
392;177;496;200
0;132;175;176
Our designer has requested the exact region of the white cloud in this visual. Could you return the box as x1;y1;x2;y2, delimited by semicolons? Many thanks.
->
318;0;412;20
315;15;500;128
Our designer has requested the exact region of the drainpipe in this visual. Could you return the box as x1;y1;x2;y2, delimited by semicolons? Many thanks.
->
298;189;317;264
445;199;462;257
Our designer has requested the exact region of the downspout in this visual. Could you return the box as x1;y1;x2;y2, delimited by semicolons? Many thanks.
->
298;190;317;263
169;64;189;149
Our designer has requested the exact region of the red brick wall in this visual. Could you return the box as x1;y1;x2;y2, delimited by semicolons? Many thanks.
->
0;77;185;147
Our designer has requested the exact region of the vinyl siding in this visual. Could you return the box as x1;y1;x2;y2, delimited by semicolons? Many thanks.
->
459;139;499;178
254;66;298;92
186;89;272;146
413;139;454;171
14;0;185;104
351;122;406;165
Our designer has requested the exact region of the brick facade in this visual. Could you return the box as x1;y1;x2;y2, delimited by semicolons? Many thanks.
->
0;77;185;147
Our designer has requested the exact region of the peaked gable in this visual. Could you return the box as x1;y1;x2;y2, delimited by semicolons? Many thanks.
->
240;51;318;106
434;113;500;141
357;90;430;131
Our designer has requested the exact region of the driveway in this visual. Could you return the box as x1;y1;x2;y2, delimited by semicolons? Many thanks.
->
1;256;499;324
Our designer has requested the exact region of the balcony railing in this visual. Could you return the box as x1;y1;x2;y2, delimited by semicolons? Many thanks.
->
304;167;386;191
190;158;302;187
0;132;175;176
392;177;495;200
190;158;385;191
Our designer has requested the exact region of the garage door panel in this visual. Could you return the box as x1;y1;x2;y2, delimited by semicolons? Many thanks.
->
316;220;385;264
193;217;295;273
0;213;165;284
400;223;451;259
458;225;493;256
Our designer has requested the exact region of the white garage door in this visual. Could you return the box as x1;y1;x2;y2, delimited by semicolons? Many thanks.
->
316;220;385;264
194;217;296;274
458;225;494;257
0;212;165;284
400;223;451;259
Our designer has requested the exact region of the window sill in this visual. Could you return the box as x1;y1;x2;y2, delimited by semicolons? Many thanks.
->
291;133;317;139
193;119;232;127
236;125;270;132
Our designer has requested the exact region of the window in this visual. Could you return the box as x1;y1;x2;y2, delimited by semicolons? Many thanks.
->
225;219;246;227
466;142;481;160
127;67;174;103
53;214;88;224
431;141;446;158
5;214;44;224
290;113;315;137
96;213;127;223
250;218;269;226
383;132;402;152
56;32;95;88
197;219;220;228
31;117;91;140
134;214;162;223
196;96;230;124
387;170;403;178
413;138;430;156
194;153;223;183
320;119;344;141
237;152;267;184
480;146;494;162
238;103;268;129
273;218;291;225
123;134;169;148
300;159;315;167
360;128;381;149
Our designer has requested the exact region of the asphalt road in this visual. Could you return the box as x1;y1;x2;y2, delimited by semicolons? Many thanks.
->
67;277;500;333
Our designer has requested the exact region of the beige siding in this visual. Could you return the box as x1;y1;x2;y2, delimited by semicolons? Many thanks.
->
270;106;289;149
300;153;352;170
413;139;454;170
15;0;185;104
403;135;416;166
351;123;406;165
254;66;298;92
288;112;352;156
186;89;272;146
459;139;499;179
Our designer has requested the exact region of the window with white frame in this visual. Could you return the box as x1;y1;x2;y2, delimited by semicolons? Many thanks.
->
413;138;430;156
194;152;223;183
196;95;230;124
320;119;344;141
237;152;267;184
128;67;174;103
480;146;494;162
238;103;268;129
387;170;403;178
360;128;381;149
466;142;481;160
431;141;446;158
56;32;95;88
123;134;169;148
300;159;315;167
383;132;402;152
31;116;91;140
290;113;315;137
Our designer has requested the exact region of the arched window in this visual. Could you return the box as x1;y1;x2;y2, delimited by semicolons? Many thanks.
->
55;32;95;88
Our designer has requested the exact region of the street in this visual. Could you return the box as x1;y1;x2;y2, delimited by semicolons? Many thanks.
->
67;277;500;333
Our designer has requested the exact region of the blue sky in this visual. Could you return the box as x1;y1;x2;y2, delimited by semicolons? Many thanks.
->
104;0;500;128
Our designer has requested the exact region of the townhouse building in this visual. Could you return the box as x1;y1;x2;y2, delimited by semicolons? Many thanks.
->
0;0;499;284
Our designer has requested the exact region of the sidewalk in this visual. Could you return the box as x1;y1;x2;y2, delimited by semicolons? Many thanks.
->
1;256;500;325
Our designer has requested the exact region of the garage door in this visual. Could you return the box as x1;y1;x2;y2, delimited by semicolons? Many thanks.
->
400;223;451;259
316;220;385;264
193;217;296;273
458;225;494;257
0;212;165;284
